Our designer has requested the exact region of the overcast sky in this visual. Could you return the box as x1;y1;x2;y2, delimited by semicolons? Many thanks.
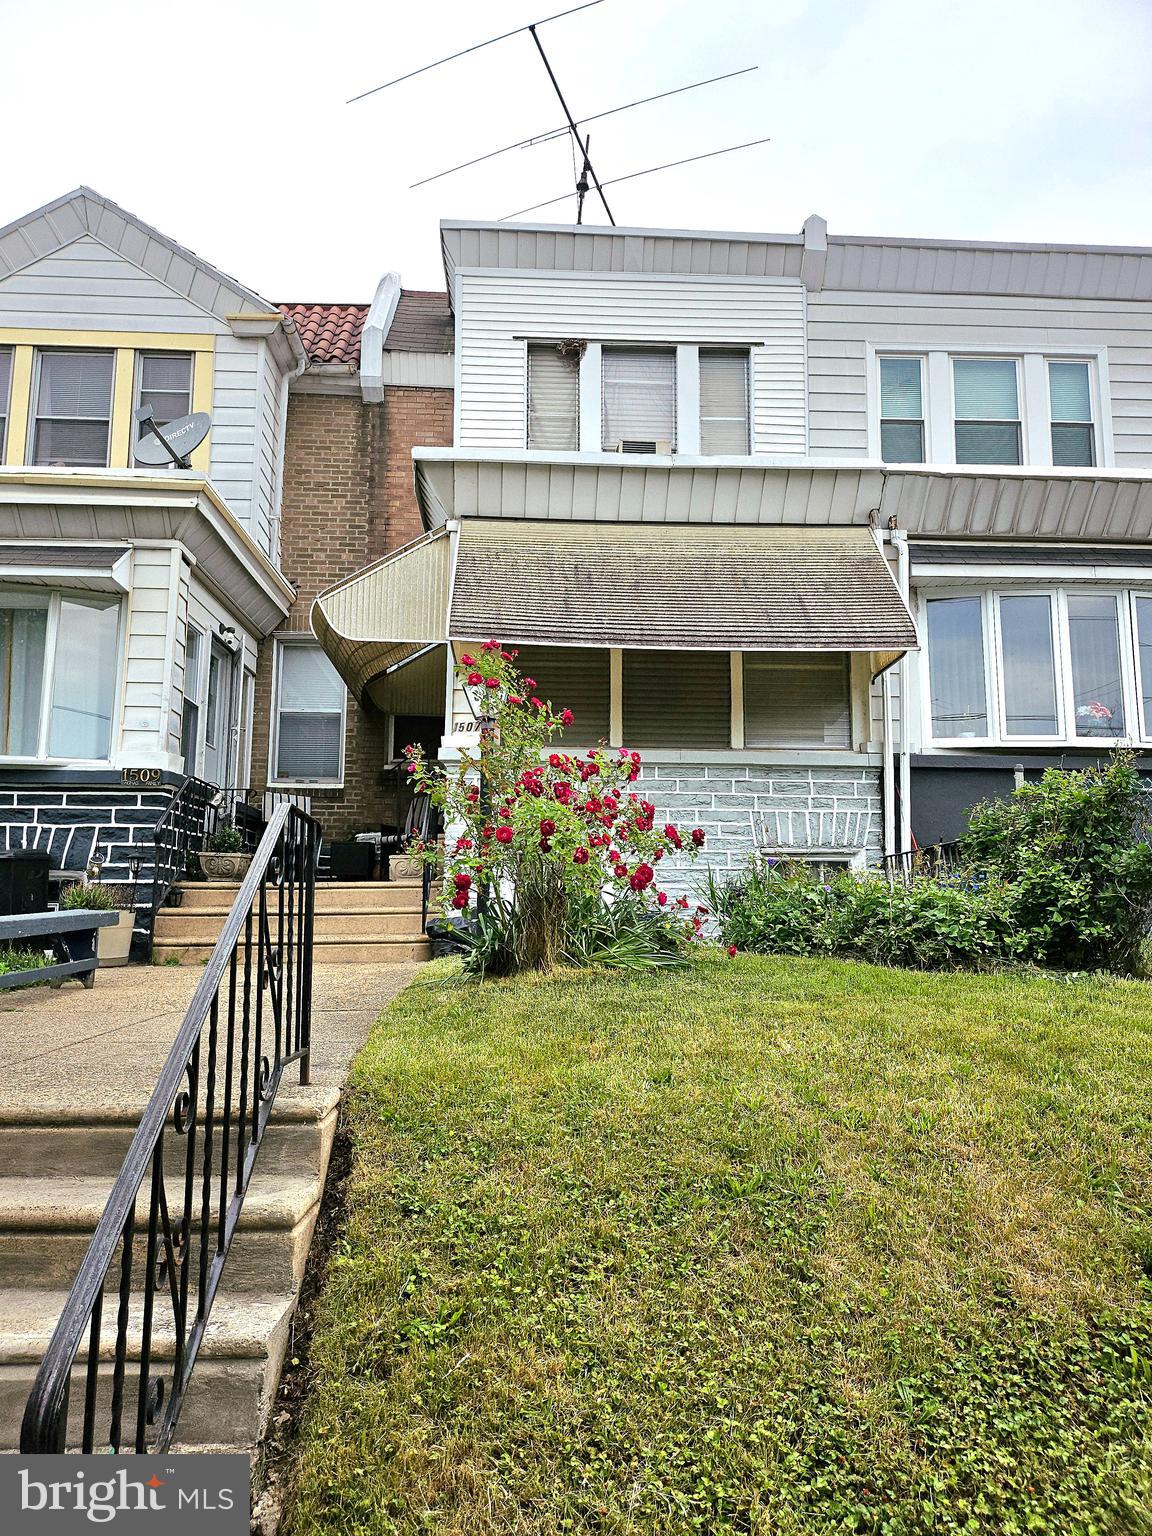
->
1;0;1149;302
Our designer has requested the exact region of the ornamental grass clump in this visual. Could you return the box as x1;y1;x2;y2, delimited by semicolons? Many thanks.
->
405;641;706;975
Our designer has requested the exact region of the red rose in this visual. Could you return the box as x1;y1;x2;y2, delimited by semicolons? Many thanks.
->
727;944;738;957
549;752;563;768
454;837;473;851
450;891;469;910
539;818;557;837
482;639;500;651
454;872;472;890
509;694;524;705
657;891;668;906
573;847;589;865
484;677;499;689
561;709;574;725
495;825;514;844
466;788;480;804
523;677;537;689
614;863;628;879
539;838;552;852
665;824;682;849
604;796;618;813
690;828;705;847
677;896;689;909
405;762;416;774
466;671;483;686
531;697;544;710
629;862;654;892
459;653;476;666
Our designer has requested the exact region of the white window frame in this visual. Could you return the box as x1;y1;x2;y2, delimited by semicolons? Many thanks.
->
180;622;205;774
133;350;194;463
923;583;1144;748
0;587;124;763
951;356;1024;467
867;345;1114;467
268;637;347;789
28;348;115;468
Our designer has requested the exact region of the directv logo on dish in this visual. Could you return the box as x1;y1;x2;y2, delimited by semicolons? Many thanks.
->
3;1455;249;1532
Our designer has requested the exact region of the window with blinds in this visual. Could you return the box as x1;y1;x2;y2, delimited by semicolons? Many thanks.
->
0;348;11;458
953;358;1021;465
601;349;676;452
511;645;610;743
699;350;750;454
273;642;347;784
1049;360;1095;467
622;649;730;748
527;344;579;450
743;654;851;749
32;350;115;467
136;351;192;429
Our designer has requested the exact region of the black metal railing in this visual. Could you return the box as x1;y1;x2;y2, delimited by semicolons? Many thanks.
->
881;840;962;882
21;803;319;1454
149;776;217;916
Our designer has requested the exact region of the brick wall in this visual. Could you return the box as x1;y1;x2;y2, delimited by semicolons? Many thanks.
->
250;384;453;837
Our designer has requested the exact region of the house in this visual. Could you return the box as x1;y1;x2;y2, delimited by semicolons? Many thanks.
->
311;214;1152;885
0;187;301;905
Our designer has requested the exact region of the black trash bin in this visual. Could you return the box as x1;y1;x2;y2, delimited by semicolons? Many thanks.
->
0;851;50;916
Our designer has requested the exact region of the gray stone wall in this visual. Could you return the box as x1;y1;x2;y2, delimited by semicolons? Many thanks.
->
639;762;883;901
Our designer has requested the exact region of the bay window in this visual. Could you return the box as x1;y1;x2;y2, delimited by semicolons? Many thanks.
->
0;590;120;759
925;587;1152;745
272;640;346;785
32;350;115;467
602;349;676;452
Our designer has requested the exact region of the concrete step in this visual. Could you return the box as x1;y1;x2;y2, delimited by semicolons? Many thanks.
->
153;935;431;966
0;1176;320;1295
171;880;423;914
0;1287;294;1451
0;1086;340;1181
154;908;425;943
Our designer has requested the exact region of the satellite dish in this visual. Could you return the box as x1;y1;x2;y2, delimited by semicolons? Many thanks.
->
134;411;211;466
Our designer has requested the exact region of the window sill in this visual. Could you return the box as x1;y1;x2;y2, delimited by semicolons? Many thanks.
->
267;780;344;791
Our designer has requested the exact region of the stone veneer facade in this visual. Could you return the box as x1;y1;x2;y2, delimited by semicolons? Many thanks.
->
636;763;883;900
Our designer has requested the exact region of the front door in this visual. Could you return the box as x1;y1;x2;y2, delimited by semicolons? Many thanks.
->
202;639;237;787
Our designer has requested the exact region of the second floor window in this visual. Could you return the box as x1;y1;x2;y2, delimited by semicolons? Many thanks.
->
879;357;924;462
32;350;114;467
136;352;192;431
0;348;11;458
1049;360;1095;467
602;348;675;453
953;358;1021;465
527;344;579;450
699;350;750;454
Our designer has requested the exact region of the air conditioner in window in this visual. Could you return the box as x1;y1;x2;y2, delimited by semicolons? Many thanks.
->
611;439;673;455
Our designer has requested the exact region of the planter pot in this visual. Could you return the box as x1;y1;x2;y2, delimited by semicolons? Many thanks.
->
390;854;422;882
199;851;254;881
329;840;375;882
98;910;135;967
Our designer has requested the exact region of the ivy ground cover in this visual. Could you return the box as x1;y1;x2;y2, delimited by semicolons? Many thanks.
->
285;955;1152;1535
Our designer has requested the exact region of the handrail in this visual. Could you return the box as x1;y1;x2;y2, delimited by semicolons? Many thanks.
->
21;802;320;1453
149;775;217;916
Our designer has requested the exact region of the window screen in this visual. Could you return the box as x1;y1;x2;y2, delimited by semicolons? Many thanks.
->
1049;361;1095;467
743;654;850;748
275;643;346;783
699;350;749;454
511;645;610;744
622;649;729;748
602;349;675;451
527;345;579;450
880;357;924;462
32;351;114;466
953;358;1021;465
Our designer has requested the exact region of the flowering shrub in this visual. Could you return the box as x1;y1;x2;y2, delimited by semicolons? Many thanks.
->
405;642;705;974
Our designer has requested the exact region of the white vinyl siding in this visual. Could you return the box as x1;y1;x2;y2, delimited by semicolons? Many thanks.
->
527;344;579;450
622;650;730;749
699;350;750;454
743;654;851;748
456;270;807;453
509;644;610;743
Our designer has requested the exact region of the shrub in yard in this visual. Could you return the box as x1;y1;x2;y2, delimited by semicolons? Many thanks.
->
960;752;1152;973
707;855;835;955
405;642;705;975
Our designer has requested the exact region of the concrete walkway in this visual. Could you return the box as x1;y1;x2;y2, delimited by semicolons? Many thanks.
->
0;961;422;1116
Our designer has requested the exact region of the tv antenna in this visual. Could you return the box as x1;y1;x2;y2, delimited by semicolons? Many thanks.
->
349;2;765;227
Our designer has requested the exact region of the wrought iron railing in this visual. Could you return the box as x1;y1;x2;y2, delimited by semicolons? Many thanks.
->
881;840;962;883
21;803;319;1454
149;775;217;916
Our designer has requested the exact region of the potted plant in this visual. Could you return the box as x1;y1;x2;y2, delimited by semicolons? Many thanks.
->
199;821;253;882
59;881;136;967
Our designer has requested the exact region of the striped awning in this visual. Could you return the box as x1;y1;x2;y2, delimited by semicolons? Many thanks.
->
312;518;916;701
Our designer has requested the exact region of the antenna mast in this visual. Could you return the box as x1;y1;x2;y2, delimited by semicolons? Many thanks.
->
526;22;613;224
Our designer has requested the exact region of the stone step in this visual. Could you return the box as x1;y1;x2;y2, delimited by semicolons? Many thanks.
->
0;1176;320;1295
171;880;423;914
0;1287;294;1451
153;908;425;943
153;936;431;966
0;1086;340;1181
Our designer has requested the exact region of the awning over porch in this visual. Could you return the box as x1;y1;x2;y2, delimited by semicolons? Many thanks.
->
312;518;917;702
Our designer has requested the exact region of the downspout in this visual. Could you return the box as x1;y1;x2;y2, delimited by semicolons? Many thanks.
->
892;527;912;856
881;663;896;860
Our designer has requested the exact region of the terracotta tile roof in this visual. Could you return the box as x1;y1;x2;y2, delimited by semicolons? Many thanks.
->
279;302;368;366
386;291;454;353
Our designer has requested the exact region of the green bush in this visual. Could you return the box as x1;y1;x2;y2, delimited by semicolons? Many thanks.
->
961;753;1152;973
59;881;130;911
207;820;244;853
707;856;834;956
0;945;49;987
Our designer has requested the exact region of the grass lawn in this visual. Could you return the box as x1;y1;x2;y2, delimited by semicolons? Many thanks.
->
284;955;1152;1535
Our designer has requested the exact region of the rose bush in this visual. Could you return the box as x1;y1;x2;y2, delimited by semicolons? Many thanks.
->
404;641;705;974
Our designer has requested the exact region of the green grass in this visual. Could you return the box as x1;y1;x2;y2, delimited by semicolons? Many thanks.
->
284;955;1152;1536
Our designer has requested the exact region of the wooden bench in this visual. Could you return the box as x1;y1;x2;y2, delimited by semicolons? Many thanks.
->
0;910;118;990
